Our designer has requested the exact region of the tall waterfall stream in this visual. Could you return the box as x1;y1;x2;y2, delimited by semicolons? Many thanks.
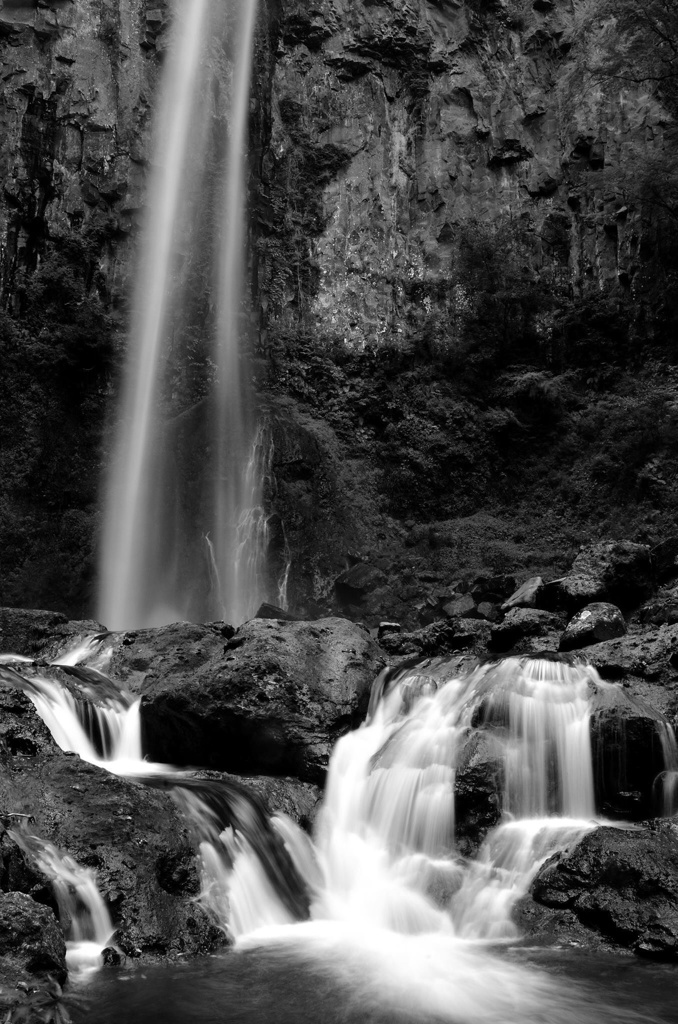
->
98;0;270;631
2;641;676;1023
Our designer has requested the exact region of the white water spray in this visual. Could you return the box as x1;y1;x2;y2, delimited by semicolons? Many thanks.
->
7;643;677;1020
98;0;268;630
9;829;115;972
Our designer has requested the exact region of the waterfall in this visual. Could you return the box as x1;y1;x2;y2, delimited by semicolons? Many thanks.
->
98;0;267;631
307;657;598;942
656;721;678;816
9;828;115;971
5;643;678;1020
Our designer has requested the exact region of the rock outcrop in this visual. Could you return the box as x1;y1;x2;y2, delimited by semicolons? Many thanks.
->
0;891;66;1019
527;821;678;961
559;602;626;652
96;617;385;782
0;686;225;960
0;680;319;964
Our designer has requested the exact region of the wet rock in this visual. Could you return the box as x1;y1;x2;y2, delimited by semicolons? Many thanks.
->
0;891;66;983
559;603;626;651
0;891;67;1020
490;608;563;653
0;608;105;661
454;731;504;856
501;577;544;611
588;681;669;819
99;618;384;783
0;687;224;959
528;821;678;960
218;774;321;834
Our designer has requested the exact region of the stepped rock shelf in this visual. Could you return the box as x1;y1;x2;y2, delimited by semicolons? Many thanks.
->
1;593;677;1021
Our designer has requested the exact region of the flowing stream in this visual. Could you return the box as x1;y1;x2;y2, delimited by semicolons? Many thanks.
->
98;0;268;631
3;646;677;1022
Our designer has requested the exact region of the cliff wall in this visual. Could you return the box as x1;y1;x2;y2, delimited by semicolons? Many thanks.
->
255;0;678;620
0;0;676;624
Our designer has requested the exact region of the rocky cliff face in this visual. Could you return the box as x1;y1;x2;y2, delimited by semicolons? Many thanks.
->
256;0;667;349
0;0;166;613
0;0;165;305
254;0;678;620
0;0;676;624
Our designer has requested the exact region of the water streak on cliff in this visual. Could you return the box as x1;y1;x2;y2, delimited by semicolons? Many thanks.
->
98;0;265;630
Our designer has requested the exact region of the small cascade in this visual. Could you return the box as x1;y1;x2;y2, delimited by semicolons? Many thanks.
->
656;721;678;816
308;656;600;943
50;633;110;668
9;829;114;971
0;663;143;769
159;777;310;937
1;643;309;943
6;641;678;1018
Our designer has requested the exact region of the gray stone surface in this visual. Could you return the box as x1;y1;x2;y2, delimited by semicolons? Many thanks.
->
97;617;385;782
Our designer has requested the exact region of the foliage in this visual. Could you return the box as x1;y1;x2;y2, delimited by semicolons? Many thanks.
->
567;0;678;218
576;0;678;115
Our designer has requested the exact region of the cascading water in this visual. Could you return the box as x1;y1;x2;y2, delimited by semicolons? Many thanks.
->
656;722;678;816
4;643;678;1023
9;829;115;972
98;0;267;631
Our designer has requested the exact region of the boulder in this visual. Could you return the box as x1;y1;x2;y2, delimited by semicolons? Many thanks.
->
0;609;104;661
544;542;652;613
95;618;384;783
490;608;563;652
0;892;66;1018
559;603;626;651
541;574;601;612
528;820;678;960
476;602;500;622
0;892;66;980
584;624;678;685
378;618;491;659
